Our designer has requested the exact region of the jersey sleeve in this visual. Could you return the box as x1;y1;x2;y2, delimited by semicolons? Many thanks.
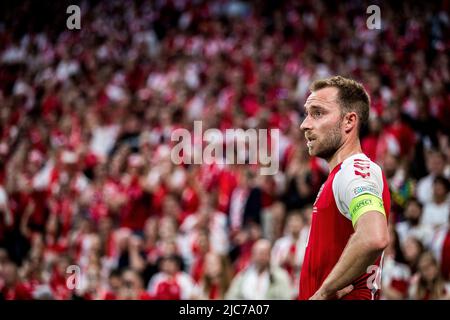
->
332;157;386;227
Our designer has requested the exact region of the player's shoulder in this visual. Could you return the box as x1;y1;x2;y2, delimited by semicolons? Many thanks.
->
336;153;382;181
332;153;384;196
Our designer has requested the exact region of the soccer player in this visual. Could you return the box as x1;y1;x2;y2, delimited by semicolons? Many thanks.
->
298;76;391;300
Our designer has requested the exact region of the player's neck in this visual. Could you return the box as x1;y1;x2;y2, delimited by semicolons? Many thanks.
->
327;137;363;172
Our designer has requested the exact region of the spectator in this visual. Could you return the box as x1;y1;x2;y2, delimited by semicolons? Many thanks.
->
271;211;308;297
430;225;450;282
382;226;412;300
382;152;416;221
192;252;233;300
225;239;292;300
229;222;263;274
147;254;195;300
186;229;210;283
396;198;434;247
421;176;450;229
119;268;152;300
402;237;425;275
101;269;123;300
179;193;229;264
0;260;33;300
409;252;450;300
416;151;448;204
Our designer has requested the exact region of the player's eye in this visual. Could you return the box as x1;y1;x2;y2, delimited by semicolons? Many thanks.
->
312;110;323;118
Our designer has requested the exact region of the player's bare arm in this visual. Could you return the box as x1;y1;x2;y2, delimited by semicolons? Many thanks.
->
310;210;389;300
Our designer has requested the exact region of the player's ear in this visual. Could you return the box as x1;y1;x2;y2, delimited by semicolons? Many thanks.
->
344;112;357;133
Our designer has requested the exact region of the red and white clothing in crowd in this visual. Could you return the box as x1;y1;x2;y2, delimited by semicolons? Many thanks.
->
179;211;229;257
422;197;450;229
381;255;412;299
189;259;203;285
0;185;13;241
229;186;248;233
0;281;33;300
416;174;440;205
430;226;450;281
89;124;120;160
192;282;223;300
119;174;151;232
31;150;88;194
49;194;77;237
283;147;328;193
416;155;450;206
198;162;221;193
408;277;450;300
147;272;196;300
82;178;122;224
233;239;256;275
384;121;416;158
216;168;239;214
76;233;98;268
271;228;309;288
180;185;200;218
395;221;434;248
49;276;72;300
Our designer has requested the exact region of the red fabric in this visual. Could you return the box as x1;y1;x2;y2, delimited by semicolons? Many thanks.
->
51;197;74;236
153;278;181;300
361;135;379;162
191;256;205;283
309;157;327;193
181;186;199;215
1;283;33;300
49;271;71;300
120;176;151;231
385;122;416;157
217;169;238;214
138;291;153;300
42;94;60;118
208;283;220;300
44;237;68;255
102;291;117;300
441;230;450;281
283;242;297;279
29;190;50;229
8;191;31;226
152;184;168;217
241;94;260;117
234;240;254;274
391;279;409;296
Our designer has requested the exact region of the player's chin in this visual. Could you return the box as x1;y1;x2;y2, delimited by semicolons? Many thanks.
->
307;145;317;156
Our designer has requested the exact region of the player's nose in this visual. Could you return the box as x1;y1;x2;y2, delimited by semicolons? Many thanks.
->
300;115;312;132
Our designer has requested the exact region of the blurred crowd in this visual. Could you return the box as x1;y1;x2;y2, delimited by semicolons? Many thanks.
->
0;0;449;300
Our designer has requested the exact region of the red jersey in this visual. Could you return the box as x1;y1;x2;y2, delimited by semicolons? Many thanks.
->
299;153;390;300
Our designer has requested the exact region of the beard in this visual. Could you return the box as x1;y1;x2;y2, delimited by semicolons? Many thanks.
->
308;122;343;161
